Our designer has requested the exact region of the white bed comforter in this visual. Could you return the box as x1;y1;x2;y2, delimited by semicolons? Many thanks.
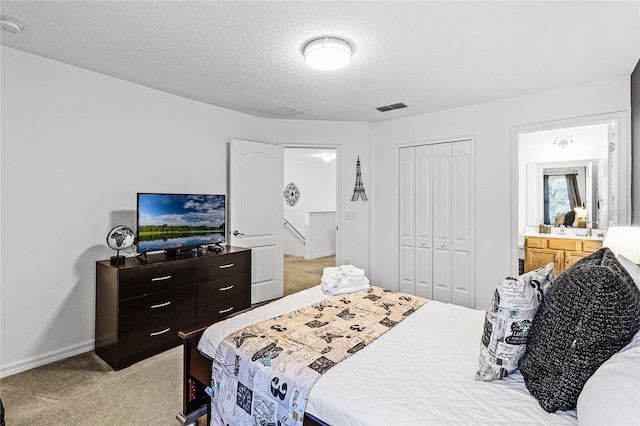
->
199;285;578;425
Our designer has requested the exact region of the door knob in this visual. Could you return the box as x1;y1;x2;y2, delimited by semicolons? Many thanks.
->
233;230;245;236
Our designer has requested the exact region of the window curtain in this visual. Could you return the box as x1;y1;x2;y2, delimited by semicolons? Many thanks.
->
543;175;550;224
566;173;582;209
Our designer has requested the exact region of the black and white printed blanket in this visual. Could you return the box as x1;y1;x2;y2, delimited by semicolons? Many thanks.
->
210;286;428;426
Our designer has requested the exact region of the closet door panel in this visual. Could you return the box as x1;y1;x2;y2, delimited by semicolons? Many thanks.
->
399;147;416;293
399;148;416;247
399;245;416;294
451;140;474;307
432;143;452;302
452;250;471;306
415;145;433;298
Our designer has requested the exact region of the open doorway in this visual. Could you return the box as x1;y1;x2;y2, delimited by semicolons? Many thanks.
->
283;147;337;295
511;111;631;275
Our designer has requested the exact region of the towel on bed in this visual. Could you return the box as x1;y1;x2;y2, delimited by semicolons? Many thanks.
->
321;265;370;294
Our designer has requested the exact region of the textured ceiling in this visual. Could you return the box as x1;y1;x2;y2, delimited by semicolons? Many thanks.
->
1;1;638;123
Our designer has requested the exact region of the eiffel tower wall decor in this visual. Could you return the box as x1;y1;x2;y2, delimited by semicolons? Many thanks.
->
351;156;368;201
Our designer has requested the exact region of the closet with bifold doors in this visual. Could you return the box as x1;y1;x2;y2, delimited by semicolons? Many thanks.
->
399;140;475;308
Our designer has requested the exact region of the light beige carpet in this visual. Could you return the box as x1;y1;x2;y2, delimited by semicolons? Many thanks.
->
284;254;335;296
0;346;186;425
0;254;334;425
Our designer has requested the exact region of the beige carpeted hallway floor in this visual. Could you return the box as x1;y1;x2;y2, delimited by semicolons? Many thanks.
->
283;254;335;296
0;254;334;425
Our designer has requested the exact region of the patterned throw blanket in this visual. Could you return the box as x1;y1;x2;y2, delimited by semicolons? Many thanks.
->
210;286;428;426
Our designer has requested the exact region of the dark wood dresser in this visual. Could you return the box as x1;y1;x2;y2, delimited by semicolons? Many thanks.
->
95;245;251;370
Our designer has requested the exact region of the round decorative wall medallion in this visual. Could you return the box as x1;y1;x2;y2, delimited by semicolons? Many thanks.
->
284;182;300;206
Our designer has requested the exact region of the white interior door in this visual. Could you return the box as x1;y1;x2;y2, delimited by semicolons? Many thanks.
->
398;147;416;294
432;143;452;303
229;139;284;303
415;144;433;298
451;140;474;307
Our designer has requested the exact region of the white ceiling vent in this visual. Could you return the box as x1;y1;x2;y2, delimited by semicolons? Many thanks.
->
376;102;407;112
267;105;305;118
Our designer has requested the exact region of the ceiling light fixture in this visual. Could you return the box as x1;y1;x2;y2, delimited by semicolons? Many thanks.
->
303;37;352;71
0;16;23;34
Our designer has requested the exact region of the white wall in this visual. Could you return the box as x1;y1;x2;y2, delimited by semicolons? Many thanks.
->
632;59;640;224
305;212;336;260
369;77;631;309
0;47;369;376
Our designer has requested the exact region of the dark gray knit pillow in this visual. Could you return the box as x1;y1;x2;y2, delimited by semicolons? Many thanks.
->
518;247;640;413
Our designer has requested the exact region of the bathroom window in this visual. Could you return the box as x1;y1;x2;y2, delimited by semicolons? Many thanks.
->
545;175;570;224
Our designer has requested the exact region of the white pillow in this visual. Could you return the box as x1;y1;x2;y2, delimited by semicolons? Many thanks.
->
617;254;640;290
577;346;640;425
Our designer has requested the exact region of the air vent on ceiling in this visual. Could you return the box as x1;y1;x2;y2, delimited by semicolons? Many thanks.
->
267;105;305;118
376;102;407;112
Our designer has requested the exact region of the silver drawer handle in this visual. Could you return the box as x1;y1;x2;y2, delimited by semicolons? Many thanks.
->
219;307;234;314
151;275;172;282
150;301;171;309
150;327;170;337
219;285;234;291
219;263;234;269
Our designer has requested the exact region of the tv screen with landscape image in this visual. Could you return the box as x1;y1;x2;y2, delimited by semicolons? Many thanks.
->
136;193;226;253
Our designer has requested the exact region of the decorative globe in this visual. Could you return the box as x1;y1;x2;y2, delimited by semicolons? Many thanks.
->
106;225;135;251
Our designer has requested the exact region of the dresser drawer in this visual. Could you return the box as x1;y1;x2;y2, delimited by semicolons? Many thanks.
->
119;262;196;299
118;313;196;361
196;293;251;325
197;251;251;281
119;286;196;330
197;273;250;308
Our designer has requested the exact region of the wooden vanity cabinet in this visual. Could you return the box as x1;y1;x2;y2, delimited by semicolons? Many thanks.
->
524;236;602;275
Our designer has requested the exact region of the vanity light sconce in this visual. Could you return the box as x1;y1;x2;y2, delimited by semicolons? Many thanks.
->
553;136;574;149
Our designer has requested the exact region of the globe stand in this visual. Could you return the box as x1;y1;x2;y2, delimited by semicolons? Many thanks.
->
110;250;126;265
106;225;135;265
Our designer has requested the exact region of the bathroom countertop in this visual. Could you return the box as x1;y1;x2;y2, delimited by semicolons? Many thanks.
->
524;232;603;241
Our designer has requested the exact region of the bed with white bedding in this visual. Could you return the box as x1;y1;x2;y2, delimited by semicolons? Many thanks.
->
198;285;577;425
180;246;640;426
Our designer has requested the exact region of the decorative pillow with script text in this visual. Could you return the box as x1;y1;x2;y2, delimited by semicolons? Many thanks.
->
475;263;555;381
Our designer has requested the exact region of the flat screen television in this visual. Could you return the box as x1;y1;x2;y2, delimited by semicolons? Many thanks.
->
136;193;226;254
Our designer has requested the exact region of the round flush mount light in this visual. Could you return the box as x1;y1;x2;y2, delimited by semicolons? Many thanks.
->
0;16;23;34
303;37;352;71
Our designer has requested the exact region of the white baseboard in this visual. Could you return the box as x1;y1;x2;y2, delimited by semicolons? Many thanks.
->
304;251;336;260
0;339;95;378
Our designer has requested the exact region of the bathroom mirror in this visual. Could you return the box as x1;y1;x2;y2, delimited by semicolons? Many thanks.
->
528;159;603;229
517;120;616;236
